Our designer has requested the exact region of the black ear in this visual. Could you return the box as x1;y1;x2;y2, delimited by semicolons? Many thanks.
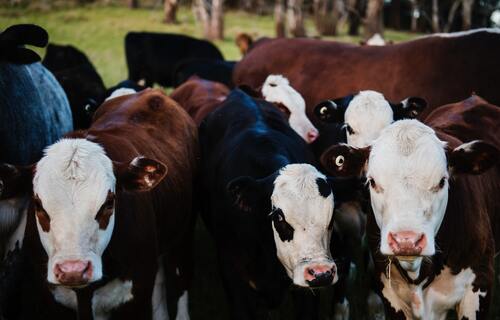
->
320;144;370;177
314;100;343;123
227;175;274;213
0;24;48;64
0;163;34;199
114;157;168;192
391;97;427;120
448;140;499;175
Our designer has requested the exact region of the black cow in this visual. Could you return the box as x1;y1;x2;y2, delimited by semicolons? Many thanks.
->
125;32;224;88
172;58;236;88
42;43;106;129
199;89;359;319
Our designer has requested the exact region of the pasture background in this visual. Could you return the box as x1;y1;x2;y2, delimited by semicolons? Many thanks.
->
2;5;474;319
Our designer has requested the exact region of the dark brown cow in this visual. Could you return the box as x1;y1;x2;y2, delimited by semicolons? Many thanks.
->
234;29;500;118
320;96;500;319
0;88;198;320
170;76;229;125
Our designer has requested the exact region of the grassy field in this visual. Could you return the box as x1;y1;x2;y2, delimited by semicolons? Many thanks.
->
0;5;419;87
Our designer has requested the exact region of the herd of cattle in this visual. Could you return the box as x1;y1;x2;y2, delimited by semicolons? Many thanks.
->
0;23;499;320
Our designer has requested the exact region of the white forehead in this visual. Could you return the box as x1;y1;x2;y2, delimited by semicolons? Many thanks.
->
261;74;306;112
345;91;393;129
271;164;333;221
34;139;115;211
366;33;386;46
368;120;447;189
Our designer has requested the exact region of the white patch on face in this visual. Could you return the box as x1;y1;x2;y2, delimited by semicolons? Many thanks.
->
365;33;387;46
51;278;134;320
367;120;448;258
382;265;485;319
1;196;29;257
33;139;116;284
261;74;319;143
106;88;137;101
344;91;394;148
270;163;336;287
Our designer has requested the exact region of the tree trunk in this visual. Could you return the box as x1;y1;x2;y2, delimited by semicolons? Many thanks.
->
461;0;474;30
390;0;401;29
346;0;360;35
444;0;460;32
314;0;342;36
364;0;383;38
431;0;439;32
287;0;306;37
128;0;139;8
409;0;419;32
275;0;286;37
164;0;178;23
210;0;224;40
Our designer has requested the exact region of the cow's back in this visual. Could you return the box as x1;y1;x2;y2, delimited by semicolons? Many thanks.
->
234;30;500;118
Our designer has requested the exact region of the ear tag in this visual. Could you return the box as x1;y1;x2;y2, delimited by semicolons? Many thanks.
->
335;155;345;167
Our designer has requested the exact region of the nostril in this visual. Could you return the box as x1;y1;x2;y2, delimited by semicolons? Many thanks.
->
308;268;315;276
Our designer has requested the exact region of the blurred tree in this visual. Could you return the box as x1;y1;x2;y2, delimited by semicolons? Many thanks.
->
431;0;440;31
287;0;306;36
364;0;383;37
409;0;419;31
275;0;286;37
164;0;178;23
462;0;475;29
346;0;362;35
389;0;401;29
128;0;139;8
444;0;461;31
314;0;343;35
194;0;225;39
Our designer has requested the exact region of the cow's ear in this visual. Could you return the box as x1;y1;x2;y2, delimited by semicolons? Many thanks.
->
320;144;370;177
227;175;274;213
447;140;499;175
0;163;34;199
391;97;427;120
313;100;346;123
115;157;168;192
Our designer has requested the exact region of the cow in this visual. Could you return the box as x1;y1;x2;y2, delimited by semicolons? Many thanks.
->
320;115;499;319
313;90;427;148
0;88;198;320
172;58;236;88
170;76;230;126
199;88;360;319
125;32;224;88
234;29;500;119
42;43;107;129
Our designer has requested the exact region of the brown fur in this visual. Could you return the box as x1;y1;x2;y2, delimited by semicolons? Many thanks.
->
234;32;500;120
235;33;254;56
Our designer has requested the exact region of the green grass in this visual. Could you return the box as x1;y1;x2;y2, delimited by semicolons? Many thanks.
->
0;5;418;87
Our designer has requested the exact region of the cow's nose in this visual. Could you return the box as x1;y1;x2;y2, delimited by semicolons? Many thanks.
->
306;129;319;143
54;260;92;286
388;231;427;256
304;264;335;287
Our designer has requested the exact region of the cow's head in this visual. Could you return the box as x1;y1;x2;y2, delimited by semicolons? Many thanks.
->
321;120;498;270
0;138;167;287
314;91;427;147
227;164;358;287
262;75;319;143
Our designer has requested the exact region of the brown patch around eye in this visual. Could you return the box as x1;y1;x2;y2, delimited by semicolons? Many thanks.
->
34;196;50;232
95;191;115;230
431;177;447;192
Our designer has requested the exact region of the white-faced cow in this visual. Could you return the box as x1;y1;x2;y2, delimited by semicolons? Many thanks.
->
0;89;198;320
199;89;359;319
321;118;499;319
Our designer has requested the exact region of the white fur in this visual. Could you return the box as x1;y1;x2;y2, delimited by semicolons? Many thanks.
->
1;196;29;257
176;291;190;320
152;260;169;320
270;164;336;287
427;28;500;38
52;279;134;319
367;120;448;259
33;138;116;284
261;75;319;143
366;33;387;46
344;91;394;148
491;11;500;27
382;265;485;319
106;88;137;101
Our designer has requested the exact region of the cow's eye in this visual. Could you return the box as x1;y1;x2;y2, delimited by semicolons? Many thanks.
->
34;197;50;232
368;178;376;188
438;177;446;189
96;191;115;229
271;208;294;242
345;124;355;135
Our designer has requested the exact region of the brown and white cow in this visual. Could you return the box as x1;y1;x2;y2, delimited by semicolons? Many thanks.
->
321;114;499;319
234;29;500;119
0;88;198;320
